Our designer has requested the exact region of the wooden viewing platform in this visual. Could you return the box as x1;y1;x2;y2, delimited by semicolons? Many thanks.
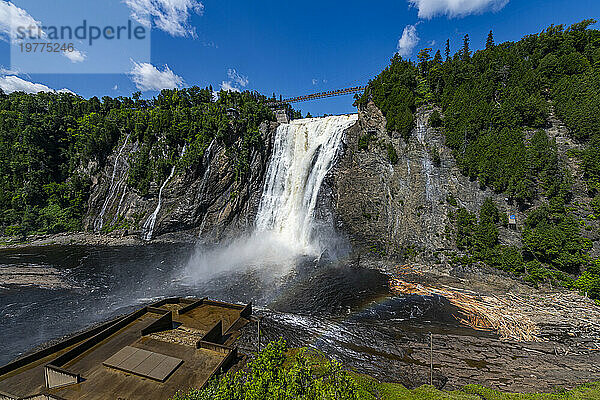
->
0;298;252;400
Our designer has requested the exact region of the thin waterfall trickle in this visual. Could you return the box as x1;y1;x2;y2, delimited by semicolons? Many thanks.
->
95;133;130;232
142;145;187;241
416;116;433;202
255;114;358;254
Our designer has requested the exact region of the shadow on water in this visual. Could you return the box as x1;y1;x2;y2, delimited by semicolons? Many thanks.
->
0;244;491;375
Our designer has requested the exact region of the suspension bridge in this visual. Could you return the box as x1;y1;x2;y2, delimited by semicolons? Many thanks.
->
267;86;367;107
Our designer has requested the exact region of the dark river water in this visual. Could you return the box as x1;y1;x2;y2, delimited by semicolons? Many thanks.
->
0;244;487;385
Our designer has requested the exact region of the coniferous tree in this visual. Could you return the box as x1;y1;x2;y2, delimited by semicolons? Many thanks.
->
486;30;495;49
445;39;451;60
433;50;442;65
417;48;432;75
461;34;471;61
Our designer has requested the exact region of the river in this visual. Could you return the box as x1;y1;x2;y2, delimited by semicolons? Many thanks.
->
0;243;477;390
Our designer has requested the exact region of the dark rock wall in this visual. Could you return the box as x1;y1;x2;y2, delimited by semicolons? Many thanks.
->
84;121;277;241
329;102;521;263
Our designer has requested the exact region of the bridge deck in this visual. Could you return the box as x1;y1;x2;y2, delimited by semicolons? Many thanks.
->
268;86;366;107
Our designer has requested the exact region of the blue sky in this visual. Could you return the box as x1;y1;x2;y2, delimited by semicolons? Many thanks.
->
0;0;598;116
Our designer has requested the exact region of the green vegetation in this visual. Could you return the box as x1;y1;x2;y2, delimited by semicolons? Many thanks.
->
387;143;399;164
171;339;361;400
358;131;376;151
429;110;443;128
0;87;274;236
364;20;600;299
171;340;600;400
355;54;418;140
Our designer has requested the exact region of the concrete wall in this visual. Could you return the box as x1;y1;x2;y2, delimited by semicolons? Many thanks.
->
141;310;172;336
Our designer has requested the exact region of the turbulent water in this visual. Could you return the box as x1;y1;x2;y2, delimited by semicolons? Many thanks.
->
0;244;473;377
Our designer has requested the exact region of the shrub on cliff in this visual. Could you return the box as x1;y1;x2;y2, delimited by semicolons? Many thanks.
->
429;110;443;128
574;260;600;299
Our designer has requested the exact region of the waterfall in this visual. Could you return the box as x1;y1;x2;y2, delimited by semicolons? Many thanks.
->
255;114;358;253
95;133;130;232
142;145;186;241
184;115;357;282
417;116;433;202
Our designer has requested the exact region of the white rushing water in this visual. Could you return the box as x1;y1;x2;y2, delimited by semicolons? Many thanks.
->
255;114;358;253
142;145;187;241
185;114;358;281
94;133;130;232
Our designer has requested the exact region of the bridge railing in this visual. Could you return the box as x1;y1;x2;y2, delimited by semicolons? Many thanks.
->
267;86;366;107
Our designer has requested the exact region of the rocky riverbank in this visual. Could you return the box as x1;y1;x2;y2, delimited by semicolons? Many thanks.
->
0;231;197;250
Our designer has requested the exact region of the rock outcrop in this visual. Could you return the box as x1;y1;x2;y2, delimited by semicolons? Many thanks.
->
328;102;522;264
83;121;278;241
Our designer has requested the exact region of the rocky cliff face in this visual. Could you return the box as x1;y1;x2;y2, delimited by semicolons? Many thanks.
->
83;121;278;241
328;102;522;264
84;100;597;266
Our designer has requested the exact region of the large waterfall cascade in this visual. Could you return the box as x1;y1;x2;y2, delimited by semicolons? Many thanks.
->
185;114;358;281
255;114;358;254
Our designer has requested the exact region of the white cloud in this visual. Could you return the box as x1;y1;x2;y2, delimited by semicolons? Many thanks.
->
0;75;73;94
63;49;86;63
408;0;509;19
113;84;118;90
220;81;238;92
130;61;185;91
124;0;204;37
312;78;318;85
397;24;419;57
0;1;42;42
220;68;248;92
0;66;18;75
227;68;248;87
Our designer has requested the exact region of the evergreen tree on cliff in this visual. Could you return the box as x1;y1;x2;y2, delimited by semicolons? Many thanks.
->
461;34;471;61
486;30;495;49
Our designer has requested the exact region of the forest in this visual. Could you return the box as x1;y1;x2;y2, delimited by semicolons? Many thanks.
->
0;88;274;236
358;20;600;298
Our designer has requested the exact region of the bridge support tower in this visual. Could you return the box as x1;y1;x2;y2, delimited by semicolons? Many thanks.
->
275;109;291;124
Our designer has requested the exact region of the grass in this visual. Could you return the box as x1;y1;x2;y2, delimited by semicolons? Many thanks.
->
350;373;600;400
